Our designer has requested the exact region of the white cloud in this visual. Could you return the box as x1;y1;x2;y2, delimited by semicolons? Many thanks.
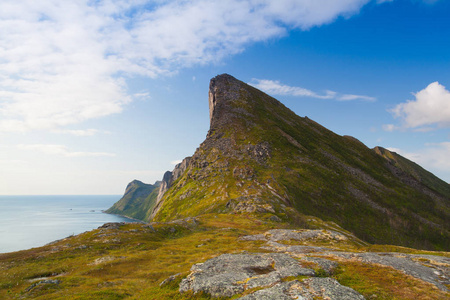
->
250;79;375;101
133;92;151;101
337;94;376;102
170;160;182;165
0;159;28;166
52;129;110;136
390;82;450;130
382;124;398;132
0;0;373;132
17;144;115;157
386;147;402;153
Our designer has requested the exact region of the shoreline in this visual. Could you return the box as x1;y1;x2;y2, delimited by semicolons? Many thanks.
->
0;195;137;255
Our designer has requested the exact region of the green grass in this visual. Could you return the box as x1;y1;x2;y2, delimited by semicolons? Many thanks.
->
334;261;446;300
0;214;448;299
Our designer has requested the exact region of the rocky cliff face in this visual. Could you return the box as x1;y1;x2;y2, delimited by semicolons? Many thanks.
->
151;74;450;250
109;74;449;251
152;156;191;218
106;156;192;222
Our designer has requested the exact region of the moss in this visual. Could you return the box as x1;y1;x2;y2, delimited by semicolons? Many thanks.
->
334;261;448;300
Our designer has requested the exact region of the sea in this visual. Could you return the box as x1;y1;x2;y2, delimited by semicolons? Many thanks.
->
0;195;136;254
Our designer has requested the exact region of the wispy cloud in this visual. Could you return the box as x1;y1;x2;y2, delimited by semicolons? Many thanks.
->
0;0;375;132
382;124;398;132
52;129;110;136
133;92;151;101
336;94;376;101
387;81;450;130
250;79;376;102
18;144;115;157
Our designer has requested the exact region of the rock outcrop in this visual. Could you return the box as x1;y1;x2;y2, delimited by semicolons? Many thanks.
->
151;156;191;219
179;253;315;297
156;156;192;203
179;252;364;299
240;229;450;292
110;74;450;251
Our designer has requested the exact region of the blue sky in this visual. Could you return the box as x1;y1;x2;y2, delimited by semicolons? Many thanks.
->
0;0;449;195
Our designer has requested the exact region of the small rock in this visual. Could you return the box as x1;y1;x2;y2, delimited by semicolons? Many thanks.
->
269;215;282;222
98;222;124;230
25;280;60;292
143;224;155;232
89;256;122;265
239;234;267;241
160;273;182;286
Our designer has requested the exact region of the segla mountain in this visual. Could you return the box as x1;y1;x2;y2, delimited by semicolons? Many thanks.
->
108;74;450;251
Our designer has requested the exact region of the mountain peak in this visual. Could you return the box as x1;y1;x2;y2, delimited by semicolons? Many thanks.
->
208;73;246;129
109;74;450;251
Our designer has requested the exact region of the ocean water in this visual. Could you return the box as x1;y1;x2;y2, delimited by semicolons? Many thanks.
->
0;195;136;254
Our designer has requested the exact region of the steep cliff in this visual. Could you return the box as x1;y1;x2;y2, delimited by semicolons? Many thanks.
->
107;157;192;222
152;156;191;219
152;74;449;250
108;74;449;250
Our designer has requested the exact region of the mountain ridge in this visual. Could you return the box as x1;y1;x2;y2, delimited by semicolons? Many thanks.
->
109;74;450;251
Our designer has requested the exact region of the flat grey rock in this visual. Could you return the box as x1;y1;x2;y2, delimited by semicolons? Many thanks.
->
238;278;365;300
261;240;329;253
266;229;348;242
179;253;314;298
239;229;348;243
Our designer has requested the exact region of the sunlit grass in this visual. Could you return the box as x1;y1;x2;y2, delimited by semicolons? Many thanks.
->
0;214;448;299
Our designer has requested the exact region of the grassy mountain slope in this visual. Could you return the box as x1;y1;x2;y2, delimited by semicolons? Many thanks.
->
0;214;448;299
106;180;160;221
153;74;449;250
374;146;450;197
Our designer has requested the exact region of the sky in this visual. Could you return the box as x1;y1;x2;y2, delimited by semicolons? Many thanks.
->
0;0;449;195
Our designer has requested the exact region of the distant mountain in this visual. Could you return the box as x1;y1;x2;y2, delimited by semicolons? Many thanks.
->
109;74;449;251
106;180;160;221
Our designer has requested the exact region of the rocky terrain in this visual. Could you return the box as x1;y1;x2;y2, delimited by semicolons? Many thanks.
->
110;74;449;251
1;215;447;299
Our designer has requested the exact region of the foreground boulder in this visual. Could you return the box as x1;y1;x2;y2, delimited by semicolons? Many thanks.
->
179;253;364;299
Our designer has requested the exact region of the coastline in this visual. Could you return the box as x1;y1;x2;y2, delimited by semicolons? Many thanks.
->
0;195;136;254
